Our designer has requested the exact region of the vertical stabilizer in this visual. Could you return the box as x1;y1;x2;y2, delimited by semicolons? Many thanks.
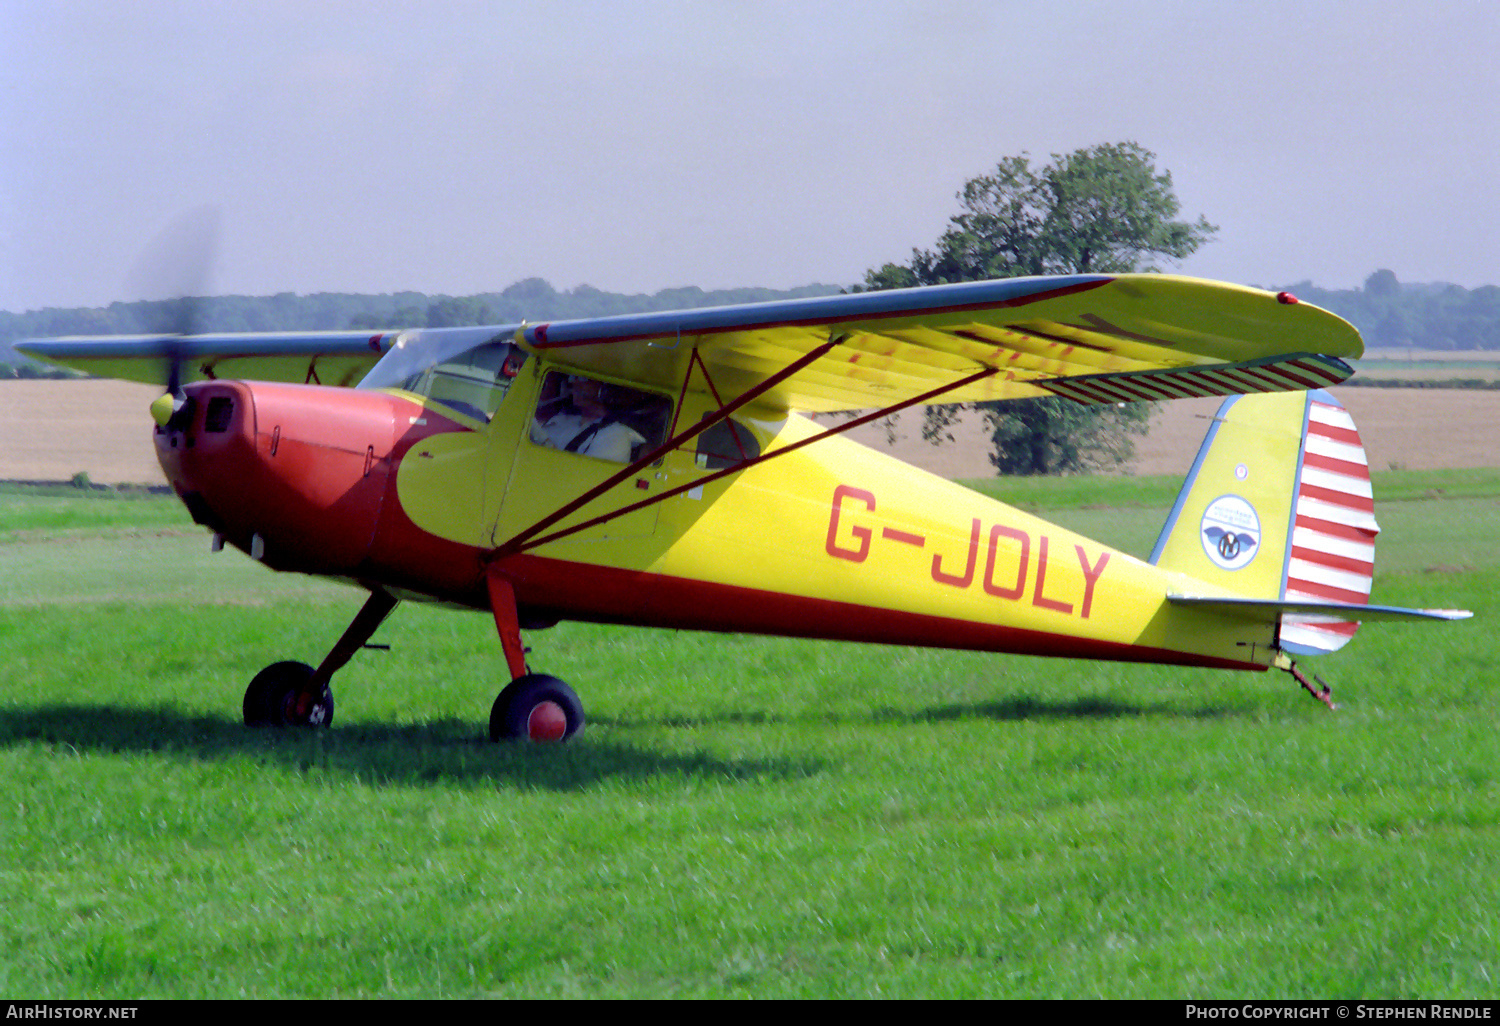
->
1151;390;1377;655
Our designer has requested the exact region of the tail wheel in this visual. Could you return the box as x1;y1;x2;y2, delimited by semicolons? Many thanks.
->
490;674;584;742
244;660;334;727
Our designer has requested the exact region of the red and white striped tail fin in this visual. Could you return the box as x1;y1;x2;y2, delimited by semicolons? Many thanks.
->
1162;389;1470;655
1279;391;1377;656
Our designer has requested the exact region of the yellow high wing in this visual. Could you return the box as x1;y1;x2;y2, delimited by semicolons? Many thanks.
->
18;276;1360;408
515;275;1363;412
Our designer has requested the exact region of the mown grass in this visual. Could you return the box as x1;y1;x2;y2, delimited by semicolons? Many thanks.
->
0;473;1495;997
0;483;184;541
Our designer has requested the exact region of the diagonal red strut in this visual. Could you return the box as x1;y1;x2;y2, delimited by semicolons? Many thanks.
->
488;333;846;560
504;363;1001;556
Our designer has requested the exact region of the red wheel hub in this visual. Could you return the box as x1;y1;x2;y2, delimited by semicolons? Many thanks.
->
526;700;568;741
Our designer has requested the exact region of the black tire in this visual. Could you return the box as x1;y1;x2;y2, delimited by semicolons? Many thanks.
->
243;661;333;728
489;674;584;742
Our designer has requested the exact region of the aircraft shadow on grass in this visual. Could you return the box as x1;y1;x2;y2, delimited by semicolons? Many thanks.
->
558;692;1247;730
1;692;1246;790
882;694;1249;723
0;704;827;792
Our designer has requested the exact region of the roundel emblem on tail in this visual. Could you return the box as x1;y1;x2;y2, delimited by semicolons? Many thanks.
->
1200;495;1261;571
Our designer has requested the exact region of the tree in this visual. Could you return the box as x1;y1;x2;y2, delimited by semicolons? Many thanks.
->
1364;268;1400;298
864;142;1218;474
425;296;496;328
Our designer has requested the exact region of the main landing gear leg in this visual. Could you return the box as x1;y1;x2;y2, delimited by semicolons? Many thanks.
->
484;570;584;743
243;589;399;727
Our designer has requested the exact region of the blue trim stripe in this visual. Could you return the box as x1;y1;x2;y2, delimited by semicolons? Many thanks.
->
525;276;1112;348
1277;392;1314;602
17;331;405;360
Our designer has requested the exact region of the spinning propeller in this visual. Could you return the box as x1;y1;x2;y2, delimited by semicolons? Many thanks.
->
137;208;219;430
147;313;199;431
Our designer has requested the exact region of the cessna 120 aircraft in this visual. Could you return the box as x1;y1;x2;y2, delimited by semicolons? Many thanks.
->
21;274;1470;741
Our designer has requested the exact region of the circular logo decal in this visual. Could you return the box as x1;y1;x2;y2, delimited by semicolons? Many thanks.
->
1200;494;1261;570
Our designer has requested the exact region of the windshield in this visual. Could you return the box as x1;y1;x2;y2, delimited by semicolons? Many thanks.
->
357;326;527;422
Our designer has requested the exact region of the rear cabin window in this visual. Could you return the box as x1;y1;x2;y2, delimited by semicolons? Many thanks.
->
695;417;761;469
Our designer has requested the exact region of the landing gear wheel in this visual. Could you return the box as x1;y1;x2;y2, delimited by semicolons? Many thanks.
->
489;674;584;742
243;660;334;727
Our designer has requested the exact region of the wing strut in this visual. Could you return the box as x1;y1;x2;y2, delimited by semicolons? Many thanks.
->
489;362;1001;559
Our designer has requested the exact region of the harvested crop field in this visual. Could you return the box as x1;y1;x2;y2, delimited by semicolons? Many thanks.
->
1;378;1496;486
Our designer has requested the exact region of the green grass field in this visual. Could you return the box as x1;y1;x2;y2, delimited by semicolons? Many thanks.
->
1;477;1496;998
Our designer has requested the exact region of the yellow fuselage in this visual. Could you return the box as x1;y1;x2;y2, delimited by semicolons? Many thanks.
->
390;363;1274;672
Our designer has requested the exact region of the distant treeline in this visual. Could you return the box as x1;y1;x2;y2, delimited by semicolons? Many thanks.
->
0;278;842;369
4;269;1497;372
1271;270;1500;351
0;361;78;380
1342;378;1500;390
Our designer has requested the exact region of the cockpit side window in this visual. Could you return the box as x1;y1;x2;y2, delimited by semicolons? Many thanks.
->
529;371;671;464
398;342;527;422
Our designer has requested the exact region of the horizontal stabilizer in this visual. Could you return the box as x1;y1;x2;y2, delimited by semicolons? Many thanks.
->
1167;594;1472;624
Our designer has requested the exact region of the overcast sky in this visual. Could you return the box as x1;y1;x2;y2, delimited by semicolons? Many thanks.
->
2;0;1495;313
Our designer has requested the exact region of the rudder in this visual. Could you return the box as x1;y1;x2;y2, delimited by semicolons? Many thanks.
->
1151;389;1377;655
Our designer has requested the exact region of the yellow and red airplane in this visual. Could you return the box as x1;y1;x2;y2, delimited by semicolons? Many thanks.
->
20;274;1470;740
